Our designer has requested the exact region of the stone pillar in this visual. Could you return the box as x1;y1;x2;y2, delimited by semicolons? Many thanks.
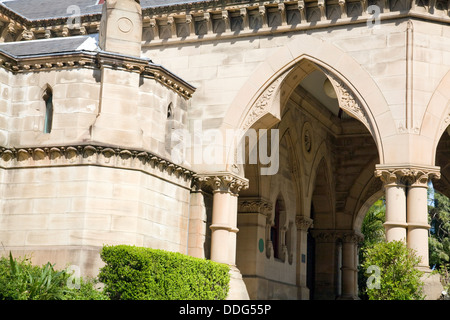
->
404;168;440;268
188;182;208;259
194;173;250;299
375;167;408;242
310;230;337;300
295;215;313;300
376;165;440;261
237;197;273;299
339;231;363;300
375;165;443;300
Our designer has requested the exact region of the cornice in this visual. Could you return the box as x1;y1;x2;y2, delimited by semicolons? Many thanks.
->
0;50;195;99
1;1;449;44
141;1;450;47
0;144;195;189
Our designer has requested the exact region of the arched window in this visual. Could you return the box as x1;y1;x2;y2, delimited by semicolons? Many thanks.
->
43;87;53;134
271;198;283;260
167;102;173;119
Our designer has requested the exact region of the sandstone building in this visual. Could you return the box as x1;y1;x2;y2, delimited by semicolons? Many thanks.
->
0;0;449;300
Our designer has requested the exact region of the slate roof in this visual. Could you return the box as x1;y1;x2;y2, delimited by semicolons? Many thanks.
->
0;34;99;57
0;0;219;21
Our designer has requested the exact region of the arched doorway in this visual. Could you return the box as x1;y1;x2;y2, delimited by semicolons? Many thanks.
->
235;55;381;299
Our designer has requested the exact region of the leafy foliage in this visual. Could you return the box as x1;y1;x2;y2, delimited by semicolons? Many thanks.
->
358;197;386;298
428;191;450;267
360;240;425;300
98;245;230;300
0;252;108;300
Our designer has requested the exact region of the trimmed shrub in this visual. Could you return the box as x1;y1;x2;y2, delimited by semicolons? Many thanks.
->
98;245;230;300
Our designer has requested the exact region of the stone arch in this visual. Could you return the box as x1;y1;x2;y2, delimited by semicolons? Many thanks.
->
310;156;335;230
344;157;383;230
222;34;393;167
353;177;385;232
421;68;450;165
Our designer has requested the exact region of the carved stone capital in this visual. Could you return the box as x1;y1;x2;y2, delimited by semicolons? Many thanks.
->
238;197;273;215
339;231;364;244
375;164;440;187
295;215;313;230
193;173;249;195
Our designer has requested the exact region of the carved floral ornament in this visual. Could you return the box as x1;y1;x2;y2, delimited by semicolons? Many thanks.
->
374;165;441;187
295;215;313;230
242;72;288;131
309;229;364;244
192;173;249;195
319;67;371;130
238;198;273;215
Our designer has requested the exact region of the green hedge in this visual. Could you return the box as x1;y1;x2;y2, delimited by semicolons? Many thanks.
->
98;245;230;300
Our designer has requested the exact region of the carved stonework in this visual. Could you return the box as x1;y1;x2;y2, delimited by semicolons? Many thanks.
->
340;231;364;244
0;144;194;187
320;67;370;129
295;215;313;230
242;72;288;131
238;198;273;215
193;173;249;195
375;165;441;187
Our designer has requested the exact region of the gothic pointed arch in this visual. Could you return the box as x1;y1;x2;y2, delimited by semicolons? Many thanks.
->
222;34;393;169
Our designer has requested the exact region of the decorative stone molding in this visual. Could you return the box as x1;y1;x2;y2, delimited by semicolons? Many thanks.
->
320;67;370;130
242;72;288;131
192;173;249;196
310;229;364;243
1;0;450;45
301;121;314;162
339;231;364;244
0;50;195;99
0;144;195;188
238;197;273;215
375;164;441;187
295;215;313;231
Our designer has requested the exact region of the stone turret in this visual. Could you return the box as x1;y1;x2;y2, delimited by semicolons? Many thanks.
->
99;0;142;57
92;0;144;148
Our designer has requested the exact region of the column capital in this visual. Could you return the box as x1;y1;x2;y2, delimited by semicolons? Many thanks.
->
192;172;249;195
238;197;273;215
375;164;440;187
295;215;313;231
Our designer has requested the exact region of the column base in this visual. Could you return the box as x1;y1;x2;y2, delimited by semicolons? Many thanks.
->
419;267;444;300
297;286;310;300
227;265;250;300
336;294;360;300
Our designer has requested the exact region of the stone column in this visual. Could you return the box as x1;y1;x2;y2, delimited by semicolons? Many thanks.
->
295;215;313;300
193;173;249;299
404;168;440;268
375;165;440;265
339;231;363;300
310;230;338;300
375;167;408;242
